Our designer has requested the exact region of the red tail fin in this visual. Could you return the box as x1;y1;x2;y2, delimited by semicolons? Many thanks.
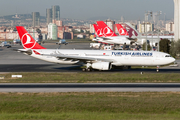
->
93;24;104;37
16;26;46;49
116;24;129;36
96;21;117;37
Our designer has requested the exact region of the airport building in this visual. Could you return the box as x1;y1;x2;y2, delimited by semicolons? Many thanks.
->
32;12;40;27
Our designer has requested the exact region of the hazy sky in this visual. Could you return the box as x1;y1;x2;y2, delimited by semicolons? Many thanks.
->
0;0;174;20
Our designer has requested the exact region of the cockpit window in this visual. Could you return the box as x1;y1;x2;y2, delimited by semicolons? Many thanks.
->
165;55;171;57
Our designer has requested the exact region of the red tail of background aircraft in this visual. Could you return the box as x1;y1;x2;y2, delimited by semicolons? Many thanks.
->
93;21;117;37
116;24;129;36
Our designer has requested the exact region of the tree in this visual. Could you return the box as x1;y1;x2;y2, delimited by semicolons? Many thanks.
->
72;29;80;34
170;40;176;57
142;42;151;51
170;39;180;58
159;39;170;53
176;39;180;54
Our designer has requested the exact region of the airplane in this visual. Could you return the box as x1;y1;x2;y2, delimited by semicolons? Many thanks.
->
13;39;21;44
93;21;117;37
0;41;11;48
93;21;136;45
94;22;129;37
16;26;175;72
122;22;174;45
116;24;129;36
56;39;68;45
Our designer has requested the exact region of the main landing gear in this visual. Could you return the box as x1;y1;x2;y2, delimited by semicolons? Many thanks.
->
156;66;159;72
82;63;93;72
82;68;92;72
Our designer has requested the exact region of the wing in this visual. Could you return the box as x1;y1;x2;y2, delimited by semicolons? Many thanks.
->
101;37;113;40
41;53;114;63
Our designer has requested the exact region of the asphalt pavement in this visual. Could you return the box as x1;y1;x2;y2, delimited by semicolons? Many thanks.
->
0;42;180;73
0;83;180;92
0;43;180;92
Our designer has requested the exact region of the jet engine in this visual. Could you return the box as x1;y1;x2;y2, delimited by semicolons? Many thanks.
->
91;62;112;70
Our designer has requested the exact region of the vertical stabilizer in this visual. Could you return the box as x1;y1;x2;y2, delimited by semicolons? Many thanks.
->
116;24;129;36
122;22;140;38
16;26;46;49
95;21;117;37
93;24;104;37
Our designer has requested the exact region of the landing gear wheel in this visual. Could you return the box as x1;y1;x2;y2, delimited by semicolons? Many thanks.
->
87;68;91;72
82;68;86;72
156;66;159;73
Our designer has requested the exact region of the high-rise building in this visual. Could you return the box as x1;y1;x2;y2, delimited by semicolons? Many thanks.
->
139;22;154;33
174;0;180;41
90;24;95;34
46;8;52;25
52;5;60;23
121;16;124;22
32;12;40;27
166;22;174;32
48;23;57;40
104;19;115;32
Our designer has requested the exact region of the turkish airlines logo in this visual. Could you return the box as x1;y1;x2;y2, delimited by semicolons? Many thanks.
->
103;27;114;37
96;27;114;37
119;28;125;35
97;28;103;36
21;33;36;49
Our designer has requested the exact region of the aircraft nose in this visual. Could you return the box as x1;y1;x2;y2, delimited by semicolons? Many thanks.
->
171;57;176;63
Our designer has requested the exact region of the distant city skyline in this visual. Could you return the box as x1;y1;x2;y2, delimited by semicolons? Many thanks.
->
0;0;174;20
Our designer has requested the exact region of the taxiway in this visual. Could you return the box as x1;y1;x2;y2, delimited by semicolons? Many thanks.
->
0;83;180;92
0;42;179;73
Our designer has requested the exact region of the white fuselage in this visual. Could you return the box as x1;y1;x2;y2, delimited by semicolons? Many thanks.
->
28;49;175;66
93;35;174;46
93;36;132;45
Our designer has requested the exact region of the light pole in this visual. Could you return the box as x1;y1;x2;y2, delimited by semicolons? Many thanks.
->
145;11;150;51
149;12;153;50
4;28;6;41
157;11;162;51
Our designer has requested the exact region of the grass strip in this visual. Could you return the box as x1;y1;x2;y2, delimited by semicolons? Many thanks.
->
0;72;180;83
1;112;180;120
0;92;180;119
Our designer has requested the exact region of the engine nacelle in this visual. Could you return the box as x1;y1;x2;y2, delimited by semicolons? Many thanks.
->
91;62;112;70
